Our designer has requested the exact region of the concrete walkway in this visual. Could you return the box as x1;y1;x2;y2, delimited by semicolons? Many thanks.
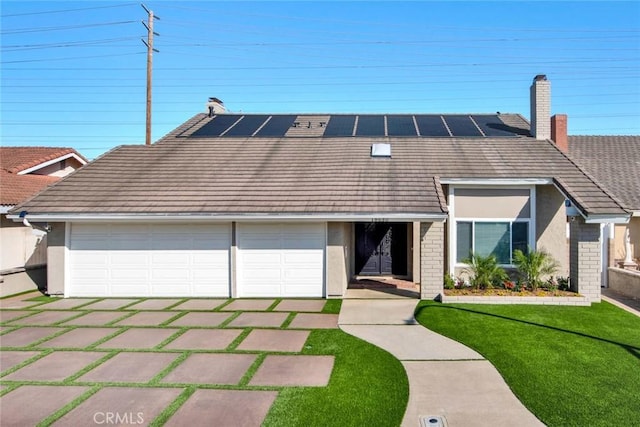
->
338;298;544;427
601;288;640;317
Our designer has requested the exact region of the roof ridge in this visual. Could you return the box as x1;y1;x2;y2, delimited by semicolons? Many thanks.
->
433;176;448;213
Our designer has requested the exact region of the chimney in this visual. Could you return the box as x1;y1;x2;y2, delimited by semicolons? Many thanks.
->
530;75;551;140
551;114;568;153
207;97;226;117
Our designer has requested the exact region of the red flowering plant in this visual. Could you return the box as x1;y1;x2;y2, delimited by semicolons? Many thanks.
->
503;280;516;290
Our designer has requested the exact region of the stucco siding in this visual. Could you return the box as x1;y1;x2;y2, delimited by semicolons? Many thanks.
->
327;222;351;297
1;215;47;272
536;185;569;276
46;222;66;296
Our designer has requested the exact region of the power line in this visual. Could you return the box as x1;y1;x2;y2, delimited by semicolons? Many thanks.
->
0;52;145;64
1;3;136;17
1;37;143;52
1;21;138;35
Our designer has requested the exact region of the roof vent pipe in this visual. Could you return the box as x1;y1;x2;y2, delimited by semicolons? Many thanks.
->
530;75;551;140
207;97;226;117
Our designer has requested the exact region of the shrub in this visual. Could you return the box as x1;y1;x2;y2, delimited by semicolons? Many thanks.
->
557;276;570;291
462;253;508;290
444;274;456;290
512;248;559;291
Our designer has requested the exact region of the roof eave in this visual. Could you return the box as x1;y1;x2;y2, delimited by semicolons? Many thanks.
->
16;152;87;175
8;212;448;223
582;214;630;224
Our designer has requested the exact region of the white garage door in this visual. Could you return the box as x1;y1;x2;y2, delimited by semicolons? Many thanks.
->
69;223;230;297
237;223;325;297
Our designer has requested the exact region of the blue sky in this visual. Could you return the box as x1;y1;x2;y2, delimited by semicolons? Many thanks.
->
2;1;639;159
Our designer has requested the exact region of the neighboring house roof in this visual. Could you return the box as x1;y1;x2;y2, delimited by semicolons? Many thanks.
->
0;146;86;208
11;113;627;220
0;147;87;175
568;136;640;213
0;171;59;206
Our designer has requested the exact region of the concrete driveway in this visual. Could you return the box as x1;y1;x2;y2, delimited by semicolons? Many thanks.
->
0;292;338;426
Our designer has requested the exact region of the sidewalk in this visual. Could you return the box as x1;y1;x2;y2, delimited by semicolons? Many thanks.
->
601;288;640;317
338;297;543;427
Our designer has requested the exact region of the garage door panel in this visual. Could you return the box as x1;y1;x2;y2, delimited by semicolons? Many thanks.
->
237;222;325;298
282;285;321;297
151;252;191;264
71;269;109;280
69;223;231;297
284;267;323;280
150;268;190;280
71;237;106;251
241;283;282;297
111;268;148;280
111;252;149;265
110;238;150;251
72;251;108;265
282;251;322;263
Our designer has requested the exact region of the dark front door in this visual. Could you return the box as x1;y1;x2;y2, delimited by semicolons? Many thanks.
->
355;223;407;276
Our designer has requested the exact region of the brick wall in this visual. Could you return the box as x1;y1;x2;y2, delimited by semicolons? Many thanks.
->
420;221;444;299
570;218;602;302
530;77;551;140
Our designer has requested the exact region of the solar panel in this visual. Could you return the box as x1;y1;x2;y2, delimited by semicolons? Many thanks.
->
415;115;450;137
386;115;417;136
190;115;243;137
443;115;483;137
323;115;356;136
254;115;297;137
471;115;517;137
223;115;270;136
356;115;385;136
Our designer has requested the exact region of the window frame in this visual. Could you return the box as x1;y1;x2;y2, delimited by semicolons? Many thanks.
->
455;219;531;265
448;185;536;271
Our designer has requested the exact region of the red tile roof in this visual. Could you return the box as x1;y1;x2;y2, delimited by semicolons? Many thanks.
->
1;170;58;206
0;147;86;206
0;147;86;174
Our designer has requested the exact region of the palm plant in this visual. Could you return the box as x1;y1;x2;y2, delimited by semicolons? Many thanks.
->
462;252;508;290
512;248;559;290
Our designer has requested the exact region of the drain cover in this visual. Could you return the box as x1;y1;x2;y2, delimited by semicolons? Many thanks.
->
419;415;447;427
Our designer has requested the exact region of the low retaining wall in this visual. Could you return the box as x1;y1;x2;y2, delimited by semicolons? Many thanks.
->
0;265;46;298
441;295;591;306
608;267;640;300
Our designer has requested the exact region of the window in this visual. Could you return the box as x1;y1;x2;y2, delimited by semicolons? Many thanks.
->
456;221;529;264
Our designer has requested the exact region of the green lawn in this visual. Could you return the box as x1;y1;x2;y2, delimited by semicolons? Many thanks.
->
264;329;409;427
265;299;409;427
415;301;640;427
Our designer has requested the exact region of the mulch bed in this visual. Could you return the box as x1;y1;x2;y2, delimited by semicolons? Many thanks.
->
444;288;580;297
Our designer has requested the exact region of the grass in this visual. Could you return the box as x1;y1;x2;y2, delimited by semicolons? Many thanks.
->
414;301;640;427
263;329;408;427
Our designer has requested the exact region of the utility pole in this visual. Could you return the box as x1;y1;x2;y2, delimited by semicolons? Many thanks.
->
141;4;159;146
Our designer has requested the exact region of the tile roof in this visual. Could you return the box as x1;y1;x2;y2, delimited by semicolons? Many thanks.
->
568;136;640;212
0;147;86;206
0;147;87;174
11;114;627;219
1;170;58;206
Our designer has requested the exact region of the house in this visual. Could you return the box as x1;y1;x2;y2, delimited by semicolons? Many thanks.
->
1;147;87;296
566;135;640;265
8;76;630;302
